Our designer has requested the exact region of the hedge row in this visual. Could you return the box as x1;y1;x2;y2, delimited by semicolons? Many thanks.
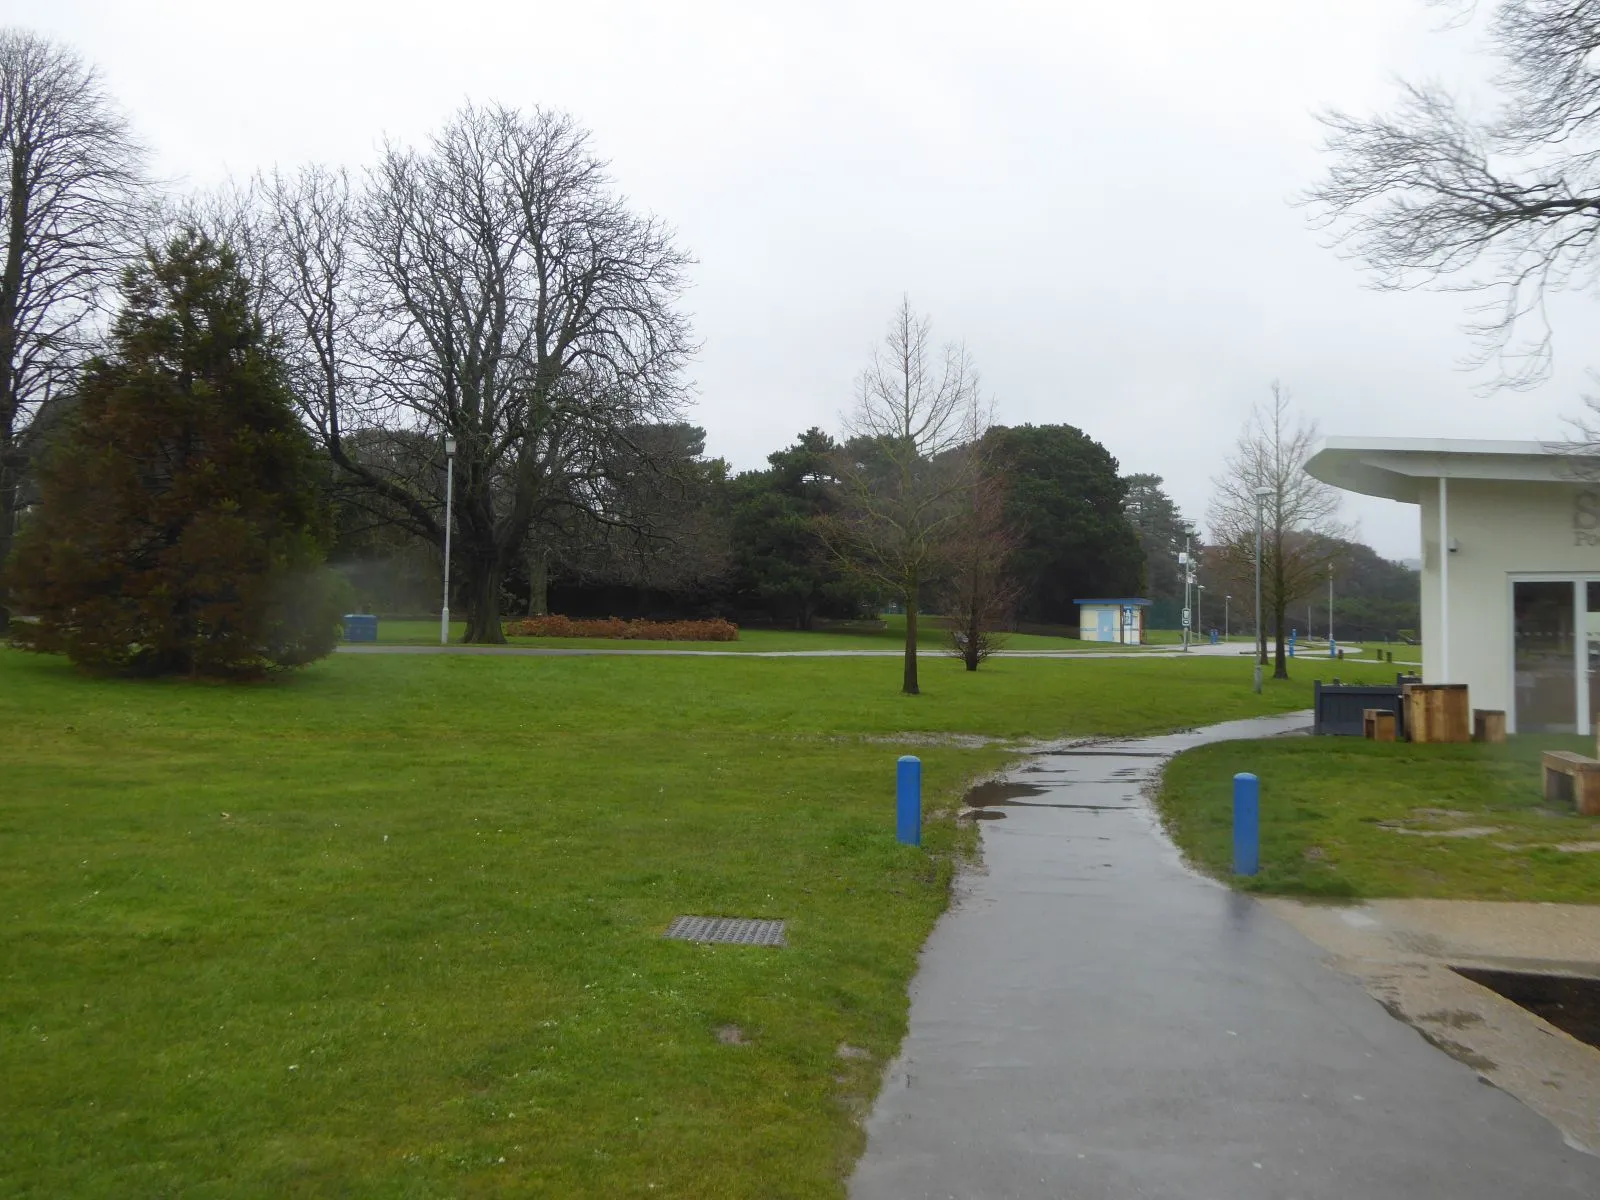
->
502;615;740;642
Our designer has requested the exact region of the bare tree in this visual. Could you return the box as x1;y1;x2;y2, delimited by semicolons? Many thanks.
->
1303;1;1600;394
247;105;695;642
826;298;985;695
550;422;731;608
1208;384;1346;679
942;462;1017;672
0;28;144;630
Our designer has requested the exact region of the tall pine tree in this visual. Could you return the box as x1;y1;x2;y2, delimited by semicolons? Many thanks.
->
7;231;344;676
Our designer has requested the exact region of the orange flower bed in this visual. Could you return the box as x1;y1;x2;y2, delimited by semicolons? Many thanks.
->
503;615;739;642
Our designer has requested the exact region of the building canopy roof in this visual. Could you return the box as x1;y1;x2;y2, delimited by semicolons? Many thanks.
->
1304;437;1600;504
1074;598;1151;606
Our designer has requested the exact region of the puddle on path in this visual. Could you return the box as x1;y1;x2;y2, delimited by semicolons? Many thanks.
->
1042;749;1169;759
965;780;1049;806
960;778;1131;815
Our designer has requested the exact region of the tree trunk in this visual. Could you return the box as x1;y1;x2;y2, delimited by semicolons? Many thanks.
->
463;553;507;644
526;548;549;617
1271;533;1289;679
0;495;13;634
2;143;29;637
902;582;920;695
1273;603;1289;680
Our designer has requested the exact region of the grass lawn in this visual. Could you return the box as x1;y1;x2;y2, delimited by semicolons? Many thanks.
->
1158;736;1600;903
372;616;1144;655
1;649;1309;1197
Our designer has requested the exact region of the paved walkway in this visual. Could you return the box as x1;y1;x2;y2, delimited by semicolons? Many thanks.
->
1266;897;1600;1153
337;642;1250;659
850;714;1600;1199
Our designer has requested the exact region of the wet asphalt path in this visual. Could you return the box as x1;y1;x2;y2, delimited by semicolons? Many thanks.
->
334;643;1252;659
850;713;1600;1199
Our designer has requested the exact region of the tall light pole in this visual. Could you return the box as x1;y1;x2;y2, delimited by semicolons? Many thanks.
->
1197;584;1206;642
1225;594;1232;643
1253;485;1271;693
1179;534;1193;652
440;434;456;646
1328;565;1334;647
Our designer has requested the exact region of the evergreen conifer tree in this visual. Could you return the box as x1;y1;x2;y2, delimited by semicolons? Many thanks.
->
7;231;344;676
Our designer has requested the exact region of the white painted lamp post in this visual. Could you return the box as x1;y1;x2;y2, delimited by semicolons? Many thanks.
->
1328;566;1335;648
1197;584;1206;642
1225;594;1232;643
440;434;456;646
1253;485;1271;693
1179;536;1194;652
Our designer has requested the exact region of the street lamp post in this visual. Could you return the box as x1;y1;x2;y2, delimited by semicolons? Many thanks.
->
1225;594;1232;643
1179;534;1194;652
440;434;456;646
1253;485;1271;693
1328;566;1335;648
1197;584;1206;643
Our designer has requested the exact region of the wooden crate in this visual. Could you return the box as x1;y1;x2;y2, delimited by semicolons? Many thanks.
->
1473;709;1506;744
1363;708;1397;742
1403;683;1471;744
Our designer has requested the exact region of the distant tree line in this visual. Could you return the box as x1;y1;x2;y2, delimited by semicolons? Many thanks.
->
0;25;1419;684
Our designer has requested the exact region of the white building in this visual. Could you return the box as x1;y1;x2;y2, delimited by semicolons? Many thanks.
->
1306;437;1600;734
1076;598;1149;645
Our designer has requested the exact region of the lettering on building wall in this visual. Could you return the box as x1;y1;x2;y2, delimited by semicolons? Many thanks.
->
1576;490;1600;544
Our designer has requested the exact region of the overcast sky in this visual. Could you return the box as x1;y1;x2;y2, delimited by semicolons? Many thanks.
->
29;0;1600;561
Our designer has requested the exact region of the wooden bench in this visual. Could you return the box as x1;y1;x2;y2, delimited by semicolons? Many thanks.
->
1541;751;1600;816
1362;708;1396;742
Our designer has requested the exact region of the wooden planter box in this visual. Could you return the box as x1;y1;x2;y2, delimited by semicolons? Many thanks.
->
1473;709;1506;744
1403;684;1471;744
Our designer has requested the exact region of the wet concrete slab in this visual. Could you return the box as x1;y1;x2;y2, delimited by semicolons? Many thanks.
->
851;712;1600;1199
1266;897;1600;1154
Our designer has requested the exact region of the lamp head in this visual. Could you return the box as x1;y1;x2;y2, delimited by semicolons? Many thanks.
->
1254;485;1271;498
444;434;457;456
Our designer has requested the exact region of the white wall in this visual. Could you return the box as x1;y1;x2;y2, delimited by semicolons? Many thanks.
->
1079;605;1113;642
1417;478;1600;725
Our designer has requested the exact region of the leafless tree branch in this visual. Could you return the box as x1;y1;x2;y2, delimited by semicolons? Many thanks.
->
1304;1;1600;392
0;27;146;629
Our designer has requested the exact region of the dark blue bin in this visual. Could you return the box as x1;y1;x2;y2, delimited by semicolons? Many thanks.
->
343;614;379;643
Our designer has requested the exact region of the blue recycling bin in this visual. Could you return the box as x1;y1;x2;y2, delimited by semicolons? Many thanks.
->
343;613;379;643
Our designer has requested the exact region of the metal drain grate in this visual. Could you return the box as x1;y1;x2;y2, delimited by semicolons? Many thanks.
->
664;916;787;946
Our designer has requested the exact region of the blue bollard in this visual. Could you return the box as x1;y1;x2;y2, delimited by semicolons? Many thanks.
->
1329;637;1337;659
897;755;922;846
1234;772;1259;876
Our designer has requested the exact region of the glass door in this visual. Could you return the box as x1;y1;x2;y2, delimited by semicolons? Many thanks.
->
1587;583;1600;735
1514;581;1577;733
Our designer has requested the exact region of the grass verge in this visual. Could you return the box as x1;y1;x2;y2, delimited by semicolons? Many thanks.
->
1157;736;1600;902
2;649;1308;1196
